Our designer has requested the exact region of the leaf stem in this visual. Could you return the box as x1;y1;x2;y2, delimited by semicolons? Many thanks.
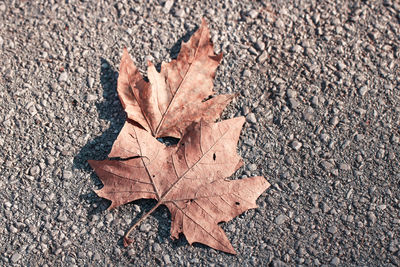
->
123;202;162;247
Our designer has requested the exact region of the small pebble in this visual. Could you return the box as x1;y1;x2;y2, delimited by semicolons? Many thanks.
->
93;253;101;261
76;66;85;74
336;61;346;71
163;254;171;265
275;214;288;225
11;253;22;263
30;165;40;176
289;98;299;109
321;202;331;213
174;9;185;17
327;226;337;234
291;140;302;151
127;249;135;256
355;134;364;141
47;156;55;165
140;223;152;232
339;163;351;171
59;72;68;82
303;111;314;122
91;215;99;222
319;133;330;143
285;156;294;165
42;41;50;49
358;86;369;96
105;213;113;223
272;259;288;267
87;94;97;101
274;19;284;28
330;116;339;126
257;51;268;63
255;39;265;51
321;160;333;171
290;45;303;53
290;182;299;191
4;201;11;209
377;204;386;211
9;225;18;233
57;214;68;222
330;257;340;266
248;164;257;171
63;170;73;179
367;212;377;225
311;96;319;107
153;243;161;252
114;247;121;255
62;240;72;248
241;106;250;115
246;113;257;124
242;69;251;77
163;0;174;13
87;77;94;88
248;10;259;19
248;47;258;55
134;204;141;213
287;89;297;98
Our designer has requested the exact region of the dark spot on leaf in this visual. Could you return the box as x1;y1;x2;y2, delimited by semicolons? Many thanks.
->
157;137;180;146
213;153;216;161
235;202;240;206
109;155;143;161
201;95;214;102
190;199;194;202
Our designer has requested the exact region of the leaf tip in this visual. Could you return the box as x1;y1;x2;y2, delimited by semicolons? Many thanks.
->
201;17;208;27
210;52;223;63
235;159;244;170
122;47;129;57
87;159;97;169
231;116;246;127
222;243;237;255
230;249;237;255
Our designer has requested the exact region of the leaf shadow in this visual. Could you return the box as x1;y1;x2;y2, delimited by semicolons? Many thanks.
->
74;58;125;214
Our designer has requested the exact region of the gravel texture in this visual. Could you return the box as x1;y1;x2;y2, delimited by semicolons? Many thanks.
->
1;0;400;266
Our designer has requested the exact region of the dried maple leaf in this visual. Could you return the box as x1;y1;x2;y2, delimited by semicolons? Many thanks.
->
88;118;270;254
117;19;235;138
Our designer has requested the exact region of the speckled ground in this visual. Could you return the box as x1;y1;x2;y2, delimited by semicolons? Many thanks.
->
1;0;399;266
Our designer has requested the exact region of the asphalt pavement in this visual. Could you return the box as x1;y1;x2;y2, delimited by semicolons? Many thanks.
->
0;0;399;266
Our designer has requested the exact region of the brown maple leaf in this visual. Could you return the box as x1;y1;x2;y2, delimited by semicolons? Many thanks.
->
88;118;270;254
117;19;235;138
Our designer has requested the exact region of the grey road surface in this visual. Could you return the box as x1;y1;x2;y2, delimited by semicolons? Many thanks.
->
1;0;399;266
